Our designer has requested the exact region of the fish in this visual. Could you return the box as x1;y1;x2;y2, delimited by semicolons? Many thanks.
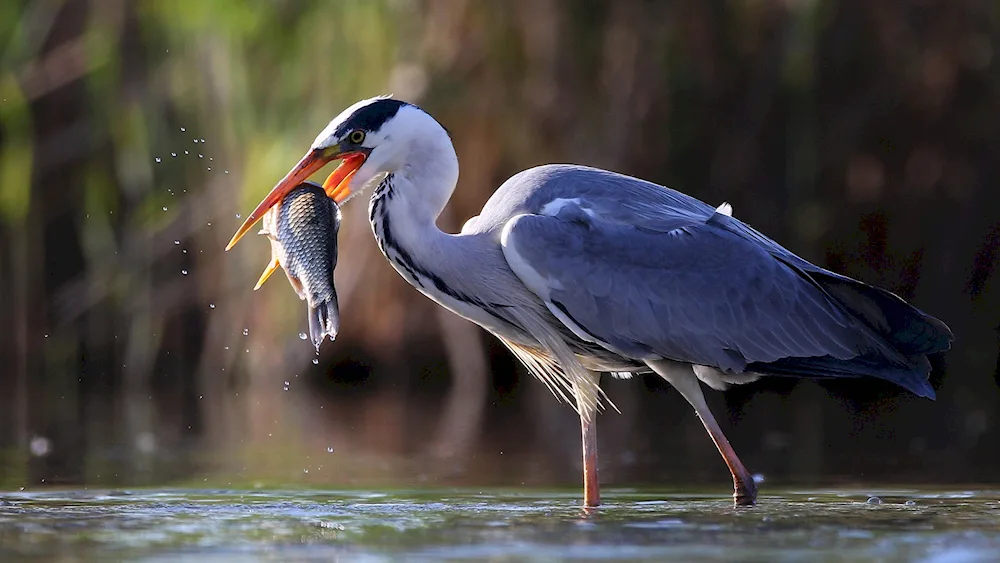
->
254;181;341;351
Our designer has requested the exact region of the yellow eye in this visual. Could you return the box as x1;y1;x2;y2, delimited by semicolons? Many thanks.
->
349;130;365;144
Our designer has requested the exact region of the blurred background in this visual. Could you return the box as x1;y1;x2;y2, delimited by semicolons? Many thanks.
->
0;0;997;492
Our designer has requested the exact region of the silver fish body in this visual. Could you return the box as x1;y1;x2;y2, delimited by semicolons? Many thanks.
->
257;181;341;350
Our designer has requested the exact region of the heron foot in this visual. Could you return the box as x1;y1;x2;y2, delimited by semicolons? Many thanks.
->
733;477;758;506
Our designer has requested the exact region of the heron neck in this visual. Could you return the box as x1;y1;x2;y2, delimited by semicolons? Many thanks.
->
398;130;460;228
369;150;509;321
369;131;463;278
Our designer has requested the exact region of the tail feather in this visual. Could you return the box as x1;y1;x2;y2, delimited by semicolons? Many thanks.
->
718;211;952;399
768;269;951;400
307;296;340;352
750;353;936;399
809;270;953;356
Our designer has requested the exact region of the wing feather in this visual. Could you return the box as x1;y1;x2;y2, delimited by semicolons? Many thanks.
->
501;206;880;373
483;165;948;397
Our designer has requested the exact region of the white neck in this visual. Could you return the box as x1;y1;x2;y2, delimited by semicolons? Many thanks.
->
398;125;460;228
367;112;459;268
366;122;515;331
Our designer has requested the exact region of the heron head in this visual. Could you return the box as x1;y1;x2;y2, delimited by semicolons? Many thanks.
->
227;96;445;251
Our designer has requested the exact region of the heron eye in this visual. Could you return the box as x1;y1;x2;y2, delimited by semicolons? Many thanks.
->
348;130;366;144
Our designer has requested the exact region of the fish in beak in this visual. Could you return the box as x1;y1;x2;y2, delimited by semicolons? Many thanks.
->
255;181;344;351
226;146;366;251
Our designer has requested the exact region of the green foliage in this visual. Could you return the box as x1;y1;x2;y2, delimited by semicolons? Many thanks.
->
0;74;32;225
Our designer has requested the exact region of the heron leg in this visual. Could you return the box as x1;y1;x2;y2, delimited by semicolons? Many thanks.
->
647;360;757;506
576;371;602;507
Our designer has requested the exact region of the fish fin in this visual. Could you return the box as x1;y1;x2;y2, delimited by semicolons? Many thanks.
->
307;295;340;352
254;256;281;291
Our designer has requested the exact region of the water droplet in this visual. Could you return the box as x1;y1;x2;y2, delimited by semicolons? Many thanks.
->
209;157;213;161
182;249;187;254
171;152;177;157
181;269;188;275
174;240;180;245
866;496;882;505
193;139;199;143
154;157;161;163
44;334;49;338
162;206;168;211
312;358;319;365
224;346;229;350
200;138;205;143
303;468;309;474
224;170;229;174
326;447;334;453
904;500;917;506
235;213;241;219
299;332;307;340
29;436;51;457
207;167;211;171
243;328;249;336
209;303;215;309
180;127;186;132
198;154;203;158
184;150;189;155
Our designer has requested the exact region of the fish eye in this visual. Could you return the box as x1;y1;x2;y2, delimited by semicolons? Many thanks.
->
348;130;365;145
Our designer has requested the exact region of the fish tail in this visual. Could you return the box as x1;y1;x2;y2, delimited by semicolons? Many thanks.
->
308;296;340;352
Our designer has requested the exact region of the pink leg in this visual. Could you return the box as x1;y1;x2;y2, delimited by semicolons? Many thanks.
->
649;360;758;506
702;415;757;506
581;410;600;507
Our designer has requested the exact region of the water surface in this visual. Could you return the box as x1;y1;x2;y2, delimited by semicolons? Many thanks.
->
1;488;998;561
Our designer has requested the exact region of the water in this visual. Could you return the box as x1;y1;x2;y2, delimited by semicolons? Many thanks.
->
0;488;996;561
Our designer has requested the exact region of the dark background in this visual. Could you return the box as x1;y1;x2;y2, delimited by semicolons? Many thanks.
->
0;0;997;492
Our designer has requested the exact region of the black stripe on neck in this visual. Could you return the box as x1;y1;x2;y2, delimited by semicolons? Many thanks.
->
371;180;515;329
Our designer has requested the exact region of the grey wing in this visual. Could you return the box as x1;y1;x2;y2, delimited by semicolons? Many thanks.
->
500;205;879;373
473;164;719;235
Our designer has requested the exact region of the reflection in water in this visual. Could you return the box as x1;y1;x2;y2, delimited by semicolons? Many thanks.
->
0;489;997;561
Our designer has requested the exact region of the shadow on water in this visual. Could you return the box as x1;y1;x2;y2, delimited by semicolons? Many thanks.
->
0;488;998;561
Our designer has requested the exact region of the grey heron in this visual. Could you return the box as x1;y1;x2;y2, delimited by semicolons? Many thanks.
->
227;97;953;507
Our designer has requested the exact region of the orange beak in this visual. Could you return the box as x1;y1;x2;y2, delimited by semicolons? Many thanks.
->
322;153;366;203
225;149;366;251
